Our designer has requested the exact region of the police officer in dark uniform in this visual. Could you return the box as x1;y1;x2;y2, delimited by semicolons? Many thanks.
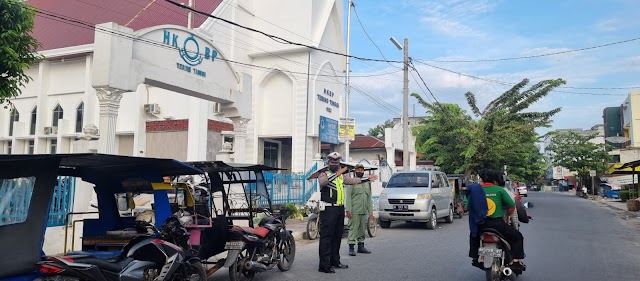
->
317;152;377;273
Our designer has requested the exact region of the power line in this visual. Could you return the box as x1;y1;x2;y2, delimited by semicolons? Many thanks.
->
30;6;401;82
163;0;403;63
418;36;640;63
350;83;401;114
413;60;635;95
409;62;440;104
352;3;401;69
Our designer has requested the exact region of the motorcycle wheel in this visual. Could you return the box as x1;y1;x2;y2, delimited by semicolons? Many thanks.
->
306;218;319;240
185;261;207;281
484;258;501;281
229;248;255;281
367;216;377;237
277;234;296;271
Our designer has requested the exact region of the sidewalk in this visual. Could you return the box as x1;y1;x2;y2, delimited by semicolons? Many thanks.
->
598;198;628;212
287;217;309;241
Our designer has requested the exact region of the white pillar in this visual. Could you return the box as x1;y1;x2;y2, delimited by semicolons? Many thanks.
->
231;118;250;163
95;87;125;154
187;99;208;161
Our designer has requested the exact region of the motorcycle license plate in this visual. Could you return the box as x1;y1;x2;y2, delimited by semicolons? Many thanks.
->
478;247;502;257
393;205;409;211
225;241;245;250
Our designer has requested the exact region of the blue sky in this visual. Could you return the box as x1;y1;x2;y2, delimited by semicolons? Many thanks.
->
344;0;640;135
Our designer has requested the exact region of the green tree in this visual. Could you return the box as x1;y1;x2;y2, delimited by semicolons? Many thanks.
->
545;131;610;186
409;98;473;174
462;78;566;174
368;119;395;140
1;0;42;106
412;78;565;177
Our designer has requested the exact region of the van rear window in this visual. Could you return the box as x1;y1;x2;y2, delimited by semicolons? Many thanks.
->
387;173;431;188
0;177;36;226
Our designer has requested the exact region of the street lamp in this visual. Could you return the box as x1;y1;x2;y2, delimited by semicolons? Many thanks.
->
390;37;409;170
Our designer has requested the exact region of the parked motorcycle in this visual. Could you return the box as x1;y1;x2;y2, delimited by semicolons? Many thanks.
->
224;208;296;281
36;217;206;281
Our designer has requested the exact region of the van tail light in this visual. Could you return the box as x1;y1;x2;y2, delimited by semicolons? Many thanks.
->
482;234;497;243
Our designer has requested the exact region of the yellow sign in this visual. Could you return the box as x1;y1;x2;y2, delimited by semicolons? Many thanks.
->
339;117;355;141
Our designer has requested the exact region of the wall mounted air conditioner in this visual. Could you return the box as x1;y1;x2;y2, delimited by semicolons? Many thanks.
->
144;103;160;115
213;103;222;114
44;126;58;135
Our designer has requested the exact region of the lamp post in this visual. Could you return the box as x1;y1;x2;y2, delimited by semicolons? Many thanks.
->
390;37;409;170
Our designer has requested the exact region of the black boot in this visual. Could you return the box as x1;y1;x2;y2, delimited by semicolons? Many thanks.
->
357;243;371;254
349;244;356;256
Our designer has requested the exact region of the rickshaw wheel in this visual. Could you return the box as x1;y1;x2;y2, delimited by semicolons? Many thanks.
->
229;248;255;281
277;234;296;271
186;261;207;281
367;216;377;237
306;218;319;240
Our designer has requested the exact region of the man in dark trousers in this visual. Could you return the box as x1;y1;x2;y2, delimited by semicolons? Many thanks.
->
317;152;377;273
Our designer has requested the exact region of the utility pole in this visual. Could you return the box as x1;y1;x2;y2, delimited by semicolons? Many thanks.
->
344;0;353;161
402;38;409;170
187;0;193;29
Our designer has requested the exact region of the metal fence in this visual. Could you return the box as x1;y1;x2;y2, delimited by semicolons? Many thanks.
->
48;177;76;227
264;163;318;205
0;176;75;227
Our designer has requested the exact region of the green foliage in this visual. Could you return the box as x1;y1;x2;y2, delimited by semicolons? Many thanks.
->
283;203;300;219
368;119;395;140
412;78;565;178
545;131;610;179
410;98;473;174
0;0;42;106
619;190;637;202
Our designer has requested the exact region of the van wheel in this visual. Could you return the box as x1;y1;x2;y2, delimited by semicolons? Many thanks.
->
426;208;437;230
379;219;391;228
444;205;454;223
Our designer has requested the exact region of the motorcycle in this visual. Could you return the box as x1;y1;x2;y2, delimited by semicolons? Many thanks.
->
478;202;533;281
36;217;206;281
224;208;296;281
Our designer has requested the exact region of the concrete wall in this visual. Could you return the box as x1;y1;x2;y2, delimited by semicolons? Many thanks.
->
146;131;189;161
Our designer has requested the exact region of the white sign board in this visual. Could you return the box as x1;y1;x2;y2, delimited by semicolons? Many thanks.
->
604;174;638;185
552;166;564;180
589;170;597;177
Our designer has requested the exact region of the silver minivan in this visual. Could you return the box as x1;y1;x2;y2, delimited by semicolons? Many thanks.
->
378;171;454;229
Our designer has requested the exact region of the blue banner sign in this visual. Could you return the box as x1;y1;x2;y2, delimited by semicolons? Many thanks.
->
319;116;339;144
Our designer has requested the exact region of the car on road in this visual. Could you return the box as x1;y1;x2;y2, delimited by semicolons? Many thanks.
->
378;171;455;230
517;182;528;197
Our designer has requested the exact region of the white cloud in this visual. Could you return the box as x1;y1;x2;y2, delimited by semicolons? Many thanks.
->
408;0;496;38
596;18;622;32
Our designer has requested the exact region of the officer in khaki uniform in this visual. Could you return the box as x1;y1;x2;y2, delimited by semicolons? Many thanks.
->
345;164;373;256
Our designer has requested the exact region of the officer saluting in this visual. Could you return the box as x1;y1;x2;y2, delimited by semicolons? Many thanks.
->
317;152;377;274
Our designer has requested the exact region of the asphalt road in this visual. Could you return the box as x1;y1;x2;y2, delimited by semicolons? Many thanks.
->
209;192;640;281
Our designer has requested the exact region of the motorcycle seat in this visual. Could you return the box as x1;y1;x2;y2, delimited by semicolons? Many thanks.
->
68;255;133;273
480;229;511;251
231;225;270;237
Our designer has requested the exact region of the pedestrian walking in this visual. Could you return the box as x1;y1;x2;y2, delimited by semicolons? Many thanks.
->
345;163;374;256
317;152;377;274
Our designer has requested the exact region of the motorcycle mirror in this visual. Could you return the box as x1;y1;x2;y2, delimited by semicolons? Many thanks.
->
524;202;534;209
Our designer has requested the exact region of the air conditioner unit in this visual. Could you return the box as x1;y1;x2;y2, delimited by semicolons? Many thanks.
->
44;126;58;135
144;103;160;115
213;103;222;114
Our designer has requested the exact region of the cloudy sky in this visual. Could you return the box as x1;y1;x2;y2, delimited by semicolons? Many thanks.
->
344;0;640;135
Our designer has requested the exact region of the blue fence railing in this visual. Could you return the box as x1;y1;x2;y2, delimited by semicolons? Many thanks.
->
48;177;76;227
264;163;318;205
0;176;75;227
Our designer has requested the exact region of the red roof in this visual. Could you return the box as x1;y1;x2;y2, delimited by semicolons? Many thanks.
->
350;135;385;149
28;0;223;51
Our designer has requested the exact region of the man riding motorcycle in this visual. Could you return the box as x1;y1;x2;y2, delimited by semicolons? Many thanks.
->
468;169;526;273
